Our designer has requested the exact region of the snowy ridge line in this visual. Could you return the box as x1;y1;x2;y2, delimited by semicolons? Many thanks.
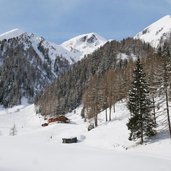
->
0;29;108;63
0;28;25;41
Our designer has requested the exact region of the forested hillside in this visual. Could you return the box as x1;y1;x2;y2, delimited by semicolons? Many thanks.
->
0;34;70;107
35;38;155;116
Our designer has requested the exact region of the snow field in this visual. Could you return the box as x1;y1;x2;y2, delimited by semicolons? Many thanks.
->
0;101;171;170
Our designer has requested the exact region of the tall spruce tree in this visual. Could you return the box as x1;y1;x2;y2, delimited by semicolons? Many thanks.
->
127;57;156;144
158;43;171;138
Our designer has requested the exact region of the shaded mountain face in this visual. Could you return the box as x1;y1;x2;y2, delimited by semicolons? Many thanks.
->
0;29;108;107
135;15;171;48
36;38;154;116
61;33;107;61
0;31;71;107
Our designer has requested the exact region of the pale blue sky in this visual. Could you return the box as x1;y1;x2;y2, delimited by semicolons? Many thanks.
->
0;0;171;43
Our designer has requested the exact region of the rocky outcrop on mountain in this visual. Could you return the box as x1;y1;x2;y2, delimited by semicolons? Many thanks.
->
61;32;107;61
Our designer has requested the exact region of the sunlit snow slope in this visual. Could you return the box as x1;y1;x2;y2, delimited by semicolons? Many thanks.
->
135;15;171;47
61;33;107;61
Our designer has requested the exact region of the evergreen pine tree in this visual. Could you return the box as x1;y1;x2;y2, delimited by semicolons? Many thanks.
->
127;57;156;144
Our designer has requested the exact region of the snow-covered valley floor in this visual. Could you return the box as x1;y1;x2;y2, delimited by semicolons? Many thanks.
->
0;102;171;171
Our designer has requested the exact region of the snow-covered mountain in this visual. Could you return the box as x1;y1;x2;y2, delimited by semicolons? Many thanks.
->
0;28;78;64
0;29;109;107
61;33;107;61
0;29;77;106
135;15;171;48
0;29;107;63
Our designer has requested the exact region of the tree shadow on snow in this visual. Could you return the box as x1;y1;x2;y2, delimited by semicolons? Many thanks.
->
146;129;170;145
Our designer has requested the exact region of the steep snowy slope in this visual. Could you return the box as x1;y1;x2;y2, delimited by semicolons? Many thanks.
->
28;33;78;65
135;15;171;47
61;33;107;61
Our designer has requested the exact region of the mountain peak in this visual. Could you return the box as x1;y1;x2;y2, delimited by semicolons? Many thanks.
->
135;15;171;47
61;32;107;60
67;32;106;44
77;32;107;43
0;28;25;41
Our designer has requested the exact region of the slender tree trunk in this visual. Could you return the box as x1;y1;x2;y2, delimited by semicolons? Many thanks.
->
94;106;98;127
165;88;171;138
152;96;156;126
113;103;115;113
109;105;111;121
105;109;108;122
139;99;144;144
140;111;144;144
140;124;144;144
94;115;98;127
